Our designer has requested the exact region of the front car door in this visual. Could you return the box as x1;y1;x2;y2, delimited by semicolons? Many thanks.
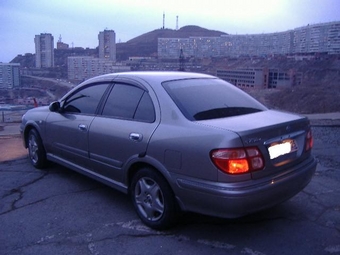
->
45;83;110;167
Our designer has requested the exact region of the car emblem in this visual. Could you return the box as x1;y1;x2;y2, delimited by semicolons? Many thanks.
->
245;137;262;144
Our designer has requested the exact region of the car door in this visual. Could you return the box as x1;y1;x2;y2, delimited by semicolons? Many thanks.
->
45;83;110;167
88;82;158;182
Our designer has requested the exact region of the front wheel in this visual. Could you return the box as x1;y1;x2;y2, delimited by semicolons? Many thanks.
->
27;129;48;169
130;168;178;230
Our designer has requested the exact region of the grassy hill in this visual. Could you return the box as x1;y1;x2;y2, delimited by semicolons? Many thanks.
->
117;25;227;60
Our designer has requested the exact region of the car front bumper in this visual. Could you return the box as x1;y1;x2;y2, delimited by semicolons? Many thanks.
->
174;155;317;218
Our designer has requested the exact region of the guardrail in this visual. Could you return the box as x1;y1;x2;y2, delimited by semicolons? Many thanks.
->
1;108;32;123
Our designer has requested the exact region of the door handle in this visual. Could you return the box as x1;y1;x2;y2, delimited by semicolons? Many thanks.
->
78;124;88;131
129;133;143;142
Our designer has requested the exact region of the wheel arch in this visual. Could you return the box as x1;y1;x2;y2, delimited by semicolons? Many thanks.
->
23;122;42;148
125;156;175;193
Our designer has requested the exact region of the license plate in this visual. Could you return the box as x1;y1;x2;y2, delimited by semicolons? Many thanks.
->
268;140;297;160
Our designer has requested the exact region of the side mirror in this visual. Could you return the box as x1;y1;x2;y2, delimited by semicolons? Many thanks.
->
49;101;61;112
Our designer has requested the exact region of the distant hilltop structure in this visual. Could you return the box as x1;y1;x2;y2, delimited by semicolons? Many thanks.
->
158;21;340;58
57;35;69;49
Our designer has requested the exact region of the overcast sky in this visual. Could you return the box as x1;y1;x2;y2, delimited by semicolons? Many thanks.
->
1;0;339;62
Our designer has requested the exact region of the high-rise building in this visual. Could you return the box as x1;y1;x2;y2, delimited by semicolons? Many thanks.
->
0;63;21;89
34;33;54;68
98;30;116;62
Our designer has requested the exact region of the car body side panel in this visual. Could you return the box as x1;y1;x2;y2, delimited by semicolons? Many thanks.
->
147;121;248;182
44;112;94;167
20;106;50;147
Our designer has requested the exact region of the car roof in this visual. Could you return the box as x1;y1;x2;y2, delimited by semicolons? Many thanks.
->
82;71;216;85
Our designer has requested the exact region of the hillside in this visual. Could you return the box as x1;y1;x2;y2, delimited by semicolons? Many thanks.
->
117;25;227;60
224;56;340;114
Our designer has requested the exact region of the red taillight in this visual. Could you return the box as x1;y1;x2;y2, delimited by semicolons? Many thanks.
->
305;129;314;151
211;147;264;174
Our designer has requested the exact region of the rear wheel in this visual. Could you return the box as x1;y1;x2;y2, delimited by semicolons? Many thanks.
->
130;168;178;230
27;129;48;169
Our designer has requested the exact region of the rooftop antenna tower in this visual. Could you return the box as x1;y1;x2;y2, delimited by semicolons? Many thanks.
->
176;16;179;30
58;34;62;43
163;12;165;29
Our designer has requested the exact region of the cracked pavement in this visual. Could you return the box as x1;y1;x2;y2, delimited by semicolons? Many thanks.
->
0;126;339;255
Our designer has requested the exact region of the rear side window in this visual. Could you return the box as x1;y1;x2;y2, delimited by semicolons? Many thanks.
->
102;84;155;122
162;78;267;121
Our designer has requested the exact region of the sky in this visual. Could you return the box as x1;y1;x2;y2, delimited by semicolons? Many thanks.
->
1;0;340;62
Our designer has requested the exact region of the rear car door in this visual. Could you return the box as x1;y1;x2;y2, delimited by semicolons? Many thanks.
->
88;82;159;182
45;83;110;166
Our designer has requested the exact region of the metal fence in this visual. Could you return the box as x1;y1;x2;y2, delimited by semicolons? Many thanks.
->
1;109;31;123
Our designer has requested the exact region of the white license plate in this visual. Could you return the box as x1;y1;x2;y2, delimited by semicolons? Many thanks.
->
268;141;296;160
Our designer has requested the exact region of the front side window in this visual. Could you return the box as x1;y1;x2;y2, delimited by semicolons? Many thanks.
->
162;78;267;121
102;84;155;122
63;84;109;115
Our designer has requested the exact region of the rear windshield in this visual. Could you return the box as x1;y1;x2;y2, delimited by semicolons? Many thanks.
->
162;78;267;121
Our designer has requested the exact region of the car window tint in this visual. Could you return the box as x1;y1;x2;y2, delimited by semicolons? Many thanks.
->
134;92;155;122
162;78;267;121
103;84;154;122
63;84;109;115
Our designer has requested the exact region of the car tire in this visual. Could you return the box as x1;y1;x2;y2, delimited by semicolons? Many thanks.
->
27;129;48;169
130;168;178;230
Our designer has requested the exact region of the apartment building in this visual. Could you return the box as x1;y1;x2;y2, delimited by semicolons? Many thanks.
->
34;33;54;68
217;69;265;89
158;21;340;59
217;68;302;89
68;56;130;81
98;30;116;62
0;63;20;89
158;38;192;58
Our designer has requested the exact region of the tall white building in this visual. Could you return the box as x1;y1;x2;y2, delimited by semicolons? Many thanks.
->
98;30;116;62
0;63;20;89
34;33;54;68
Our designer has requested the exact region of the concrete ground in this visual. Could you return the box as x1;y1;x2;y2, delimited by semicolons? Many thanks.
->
0;123;27;162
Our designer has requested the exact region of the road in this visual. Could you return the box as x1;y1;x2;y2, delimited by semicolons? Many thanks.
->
0;125;339;255
23;75;74;89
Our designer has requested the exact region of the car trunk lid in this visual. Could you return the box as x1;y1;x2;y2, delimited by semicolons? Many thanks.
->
198;110;311;179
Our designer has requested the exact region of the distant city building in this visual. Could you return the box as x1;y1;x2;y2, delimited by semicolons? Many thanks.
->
57;35;69;49
68;56;130;81
56;41;69;49
158;21;340;58
216;68;302;89
0;63;21;89
128;57;152;62
98;30;116;62
34;33;55;68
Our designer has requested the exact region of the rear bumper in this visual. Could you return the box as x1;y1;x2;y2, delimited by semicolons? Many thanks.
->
174;155;317;218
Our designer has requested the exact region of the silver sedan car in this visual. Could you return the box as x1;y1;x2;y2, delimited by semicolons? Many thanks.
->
21;72;317;229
